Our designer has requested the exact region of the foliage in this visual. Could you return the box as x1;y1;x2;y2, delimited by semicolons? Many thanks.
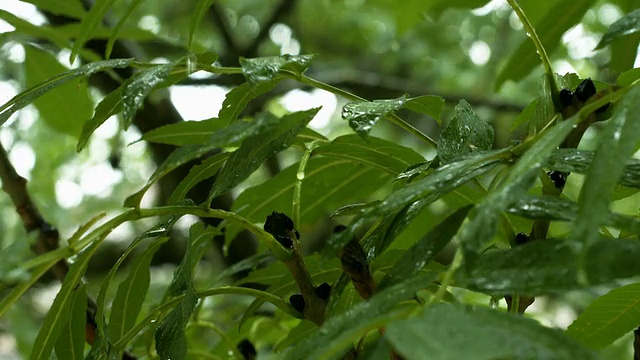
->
1;0;640;359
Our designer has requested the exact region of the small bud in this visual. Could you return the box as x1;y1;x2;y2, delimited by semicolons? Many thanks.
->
237;339;257;360
289;294;305;313
559;89;574;107
547;171;567;189
575;78;596;102
264;212;298;248
316;282;331;300
514;232;529;245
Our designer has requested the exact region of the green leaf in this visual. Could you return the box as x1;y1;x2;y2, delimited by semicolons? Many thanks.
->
404;95;445;124
155;223;212;360
124;113;284;207
29;241;101;360
495;0;596;89
169;153;229;204
617;67;640;87
547;148;640;189
571;84;640;247
283;272;438;360
21;0;85;19
437;100;494;163
459;237;640;295
77;86;124;151
312;134;425;175
596;9;640;49
138;119;225;146
218;81;280;125
386;303;597;360
108;237;167;344
460;117;578;254
511;98;537;131
240;54;314;85
379;205;472;289
0;57;133;127
69;0;118;63
342;96;406;138
24;46;93;138
54;284;86;360
207;108;320;202
121;62;175;128
188;0;215;49
567;282;640;349
105;0;146;58
228;157;391;245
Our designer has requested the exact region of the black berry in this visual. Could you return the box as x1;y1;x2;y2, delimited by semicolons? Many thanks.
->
547;171;567;188
316;282;331;300
514;232;529;245
575;78;596;102
289;294;305;313
264;212;297;248
559;89;574;107
237;339;257;360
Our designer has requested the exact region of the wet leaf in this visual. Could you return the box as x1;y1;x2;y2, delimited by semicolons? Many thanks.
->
283;272;438;360
404;95;445;124
566;282;640;349
125;113;284;207
312;134;425;175
208;108;320;202
596;9;640;49
240;54;314;84
138;119;225;146
169;153;229;203
121;62;175;128
571;84;640;246
379;205;472;289
495;0;596;89
77;86;123;151
342;96;406;138
386;303;597;360
218;80;280;125
0;57;132;127
459;237;640;295
437;100;494;163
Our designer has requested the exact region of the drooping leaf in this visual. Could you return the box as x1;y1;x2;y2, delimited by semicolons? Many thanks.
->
459;117;578;255
0;57;133;127
155;223;213;360
69;0;119;63
283;272;438;360
403;95;445;124
121;62;176;128
124;113;286;207
77;86;124;151
108;237;168;344
386;303;597;360
566;282;640;349
342;96;406;138
596;9;640;49
188;0;215;49
53;284;86;360
207;108;320;202
459;237;640;295
437;100;494;163
239;54;314;85
495;0;596;89
24;46;93;138
218;80;280;125
169;153;229;204
570;84;640;246
312;134;425;175
138;119;224;146
379;205;472;289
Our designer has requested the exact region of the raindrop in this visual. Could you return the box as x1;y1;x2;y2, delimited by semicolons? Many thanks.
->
296;171;305;180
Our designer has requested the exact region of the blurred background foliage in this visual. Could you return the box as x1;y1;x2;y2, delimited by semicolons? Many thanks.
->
0;0;639;358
